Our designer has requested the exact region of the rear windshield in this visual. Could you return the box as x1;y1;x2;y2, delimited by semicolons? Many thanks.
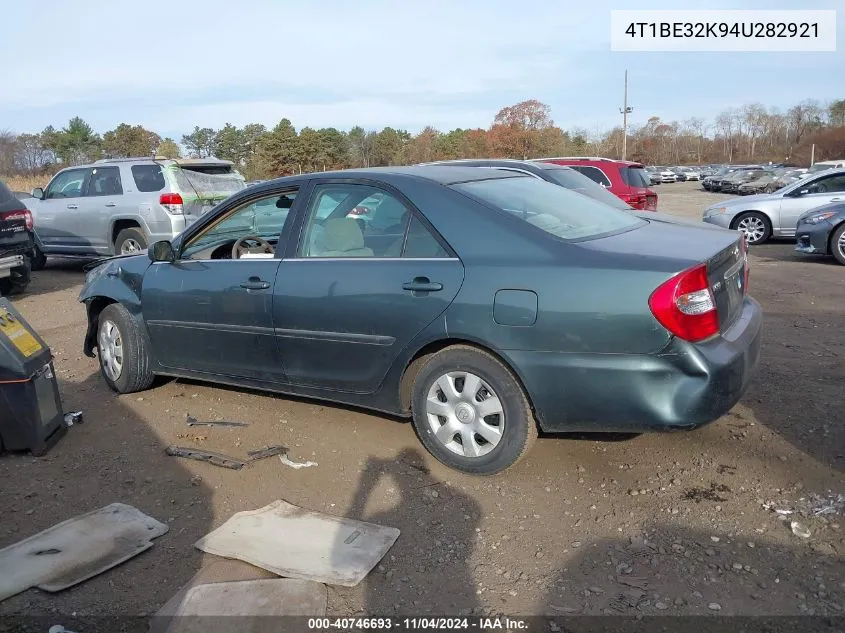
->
452;176;645;242
542;168;631;209
620;166;651;188
166;163;245;200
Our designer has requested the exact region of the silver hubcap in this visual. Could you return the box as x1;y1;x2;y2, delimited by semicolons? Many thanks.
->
120;238;143;254
839;231;845;257
425;371;504;458
737;216;766;243
98;319;124;381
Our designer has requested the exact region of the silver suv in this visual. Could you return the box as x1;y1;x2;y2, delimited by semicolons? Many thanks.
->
702;167;845;244
25;157;246;262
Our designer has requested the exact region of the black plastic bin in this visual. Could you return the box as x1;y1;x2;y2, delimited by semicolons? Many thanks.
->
0;298;66;455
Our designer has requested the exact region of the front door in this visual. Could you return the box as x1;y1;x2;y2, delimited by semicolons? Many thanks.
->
35;168;92;251
141;188;300;382
778;173;845;235
273;181;464;393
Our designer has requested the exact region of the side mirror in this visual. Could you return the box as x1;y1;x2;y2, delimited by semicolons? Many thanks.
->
149;240;176;262
32;187;44;200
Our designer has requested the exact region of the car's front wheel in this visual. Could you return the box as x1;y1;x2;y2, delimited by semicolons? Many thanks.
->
831;224;845;265
733;211;772;245
410;345;537;475
97;303;155;393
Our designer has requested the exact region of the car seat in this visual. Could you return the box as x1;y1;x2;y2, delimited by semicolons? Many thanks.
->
313;218;373;257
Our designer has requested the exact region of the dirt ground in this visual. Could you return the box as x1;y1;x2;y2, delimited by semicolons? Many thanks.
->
1;181;843;622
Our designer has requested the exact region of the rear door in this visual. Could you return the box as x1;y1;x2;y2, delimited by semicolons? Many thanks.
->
35;168;92;251
79;165;123;252
273;180;465;393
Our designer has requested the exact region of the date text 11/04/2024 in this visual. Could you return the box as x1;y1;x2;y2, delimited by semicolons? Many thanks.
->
307;617;529;630
624;21;819;39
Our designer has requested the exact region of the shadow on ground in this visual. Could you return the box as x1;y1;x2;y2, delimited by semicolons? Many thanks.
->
0;370;214;630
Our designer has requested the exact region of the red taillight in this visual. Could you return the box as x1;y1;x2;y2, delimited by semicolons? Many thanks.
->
649;264;719;343
1;209;33;231
159;193;184;215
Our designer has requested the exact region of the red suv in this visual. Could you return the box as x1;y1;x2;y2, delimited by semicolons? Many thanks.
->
539;157;658;210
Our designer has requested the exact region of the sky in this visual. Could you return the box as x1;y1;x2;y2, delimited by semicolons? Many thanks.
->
1;0;842;140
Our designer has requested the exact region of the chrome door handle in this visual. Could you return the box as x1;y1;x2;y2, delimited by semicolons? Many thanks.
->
66;204;78;210
105;203;116;207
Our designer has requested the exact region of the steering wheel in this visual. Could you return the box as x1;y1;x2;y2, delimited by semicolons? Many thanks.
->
232;235;274;259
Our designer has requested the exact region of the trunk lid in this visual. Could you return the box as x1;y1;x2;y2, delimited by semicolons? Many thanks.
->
0;182;32;249
581;220;747;334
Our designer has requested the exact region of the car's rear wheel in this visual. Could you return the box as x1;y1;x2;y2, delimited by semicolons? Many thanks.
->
733;212;772;245
831;224;845;265
410;345;537;475
114;227;148;255
97;303;154;393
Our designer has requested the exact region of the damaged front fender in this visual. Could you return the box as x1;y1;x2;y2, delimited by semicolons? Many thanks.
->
79;255;150;357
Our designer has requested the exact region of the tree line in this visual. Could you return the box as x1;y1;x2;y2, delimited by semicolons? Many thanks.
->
1;98;843;181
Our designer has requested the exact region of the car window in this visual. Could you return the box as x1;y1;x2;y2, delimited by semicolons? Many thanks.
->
541;168;631;209
807;174;845;194
620;167;650;188
402;216;450;258
569;166;612;188
452;176;645;242
131;164;166;192
86;166;123;197
300;184;416;258
181;190;296;260
44;168;91;199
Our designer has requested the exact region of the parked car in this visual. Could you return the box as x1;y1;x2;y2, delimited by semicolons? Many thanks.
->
807;159;845;175
79;166;761;474
654;167;677;183
794;201;845;265
23;157;246;264
645;166;662;185
0;179;37;295
678;167;702;181
669;167;687;182
738;172;780;195
702;167;845;244
720;170;767;195
538;157;658;210
417;159;636;209
706;166;764;192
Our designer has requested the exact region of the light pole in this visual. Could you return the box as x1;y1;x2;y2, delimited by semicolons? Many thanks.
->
620;69;633;161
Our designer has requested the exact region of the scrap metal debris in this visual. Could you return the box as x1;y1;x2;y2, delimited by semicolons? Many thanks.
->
280;454;318;469
790;521;811;538
62;411;83;427
762;493;845;518
165;445;246;470
247;445;287;462
186;413;248;428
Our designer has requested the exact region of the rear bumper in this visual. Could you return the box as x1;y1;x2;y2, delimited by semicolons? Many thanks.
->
0;254;24;278
795;222;832;255
507;297;763;433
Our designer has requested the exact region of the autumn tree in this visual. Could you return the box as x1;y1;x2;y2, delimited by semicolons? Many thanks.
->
103;123;161;158
157;138;181;159
490;99;554;159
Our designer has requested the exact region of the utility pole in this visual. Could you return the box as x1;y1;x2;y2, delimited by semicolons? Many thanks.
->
810;143;815;168
620;69;633;161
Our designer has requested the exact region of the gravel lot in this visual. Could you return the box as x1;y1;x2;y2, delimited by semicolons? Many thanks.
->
1;181;843;621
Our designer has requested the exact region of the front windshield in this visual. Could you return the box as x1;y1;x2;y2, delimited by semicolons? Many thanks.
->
452;176;645;242
541;167;631;209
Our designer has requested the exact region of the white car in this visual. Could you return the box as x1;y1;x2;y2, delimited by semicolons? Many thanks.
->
658;168;677;183
683;168;702;181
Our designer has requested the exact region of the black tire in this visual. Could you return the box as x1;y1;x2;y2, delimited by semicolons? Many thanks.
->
114;227;148;256
410;345;537;475
831;224;845;266
732;211;772;245
97;303;155;393
31;245;47;271
0;256;31;296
